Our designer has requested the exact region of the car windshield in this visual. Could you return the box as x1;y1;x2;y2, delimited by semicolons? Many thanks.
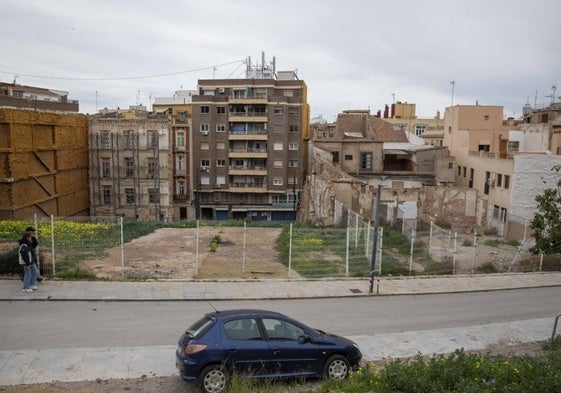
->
185;316;214;339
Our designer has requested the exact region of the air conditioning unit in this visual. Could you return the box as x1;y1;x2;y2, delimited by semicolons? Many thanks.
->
201;130;209;136
215;183;221;188
218;88;225;93
487;176;495;186
200;166;208;171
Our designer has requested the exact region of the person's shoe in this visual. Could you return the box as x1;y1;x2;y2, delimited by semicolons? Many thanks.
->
22;288;33;292
31;286;38;290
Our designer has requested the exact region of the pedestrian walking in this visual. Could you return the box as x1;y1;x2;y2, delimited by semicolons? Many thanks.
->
19;227;39;292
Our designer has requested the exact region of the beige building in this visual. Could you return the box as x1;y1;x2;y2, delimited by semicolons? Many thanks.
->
0;108;89;219
443;104;561;239
189;58;309;221
88;106;174;221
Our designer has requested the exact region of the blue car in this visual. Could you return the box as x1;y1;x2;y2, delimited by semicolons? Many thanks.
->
176;309;362;393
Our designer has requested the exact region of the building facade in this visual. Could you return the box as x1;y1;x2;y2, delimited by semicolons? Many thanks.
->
0;82;79;112
88;107;174;221
189;62;309;221
0;108;89;219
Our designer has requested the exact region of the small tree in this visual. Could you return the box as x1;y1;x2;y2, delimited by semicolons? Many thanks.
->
530;165;561;254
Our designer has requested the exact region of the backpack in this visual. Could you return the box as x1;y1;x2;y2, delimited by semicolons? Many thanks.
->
18;244;31;265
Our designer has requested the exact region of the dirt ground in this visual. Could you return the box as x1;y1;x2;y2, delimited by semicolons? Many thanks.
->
81;227;296;280
0;341;547;393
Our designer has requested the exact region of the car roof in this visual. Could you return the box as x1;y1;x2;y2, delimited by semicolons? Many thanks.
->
206;309;287;319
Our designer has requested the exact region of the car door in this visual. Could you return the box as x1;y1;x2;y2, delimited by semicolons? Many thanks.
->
220;317;270;376
261;317;323;377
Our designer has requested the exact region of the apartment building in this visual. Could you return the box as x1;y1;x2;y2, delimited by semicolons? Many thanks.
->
190;60;309;221
0;82;79;112
88;106;174;221
443;104;561;239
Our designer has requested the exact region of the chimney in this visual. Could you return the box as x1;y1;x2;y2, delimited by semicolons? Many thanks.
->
376;110;381;118
391;103;395;118
383;105;389;118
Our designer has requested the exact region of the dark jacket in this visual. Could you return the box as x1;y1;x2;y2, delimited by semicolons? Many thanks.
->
18;237;33;266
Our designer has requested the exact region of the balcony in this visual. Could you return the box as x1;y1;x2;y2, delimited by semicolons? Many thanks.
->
229;112;268;122
229;182;268;193
229;148;267;158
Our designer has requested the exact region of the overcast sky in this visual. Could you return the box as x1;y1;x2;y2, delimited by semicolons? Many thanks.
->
1;0;560;119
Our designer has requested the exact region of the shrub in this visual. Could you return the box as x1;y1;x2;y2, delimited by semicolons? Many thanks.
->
479;261;499;274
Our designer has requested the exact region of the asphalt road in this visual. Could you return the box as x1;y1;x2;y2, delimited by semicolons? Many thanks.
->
1;287;560;351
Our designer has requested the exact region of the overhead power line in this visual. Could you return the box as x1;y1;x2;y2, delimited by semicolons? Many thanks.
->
0;59;245;81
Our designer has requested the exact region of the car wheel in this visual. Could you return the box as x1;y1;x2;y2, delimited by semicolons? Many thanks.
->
323;354;350;380
199;364;228;393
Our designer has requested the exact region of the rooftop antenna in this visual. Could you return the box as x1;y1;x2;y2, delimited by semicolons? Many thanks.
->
12;75;18;84
213;67;217;79
391;93;395;104
534;90;538;108
546;84;558;105
450;80;455;106
136;90;140;106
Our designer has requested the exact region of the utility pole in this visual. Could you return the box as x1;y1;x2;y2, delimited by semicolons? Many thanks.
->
369;183;382;294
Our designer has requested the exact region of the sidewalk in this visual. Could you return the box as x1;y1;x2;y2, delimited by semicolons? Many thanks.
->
1;272;561;301
1;272;560;386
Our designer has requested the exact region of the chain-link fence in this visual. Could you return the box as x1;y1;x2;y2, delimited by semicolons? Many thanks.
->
1;213;559;280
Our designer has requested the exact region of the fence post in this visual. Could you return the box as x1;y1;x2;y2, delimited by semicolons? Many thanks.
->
365;221;371;258
242;221;247;274
408;229;415;274
428;221;433;257
288;223;293;277
471;229;477;274
540;251;544;272
120;217;124;277
50;215;56;276
452;232;458;274
195;220;200;277
378;227;384;275
355;211;359;248
345;225;350;276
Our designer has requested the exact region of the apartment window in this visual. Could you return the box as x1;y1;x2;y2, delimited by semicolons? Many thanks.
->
233;89;245;99
345;154;353;161
274;124;284;132
414;125;426;136
289;143;299;150
273;143;284;151
200;106;210;114
177;181;185;196
448;162;453;169
332;151;339;163
216;159;225;167
201;159;210;168
176;131;185;147
177;156;185;171
458;166;462;176
504;175;510;189
274;107;284;115
273;178;283;185
217;106;226;114
288;177;298;185
484;115;489;121
288;160;298;168
102;186;112;204
200;124;209;133
508;141;519;152
148;131;158;148
497;173;503;187
283;90;293;97
216;124;226;132
289;125;299;133
100;131;110;149
200;176;210;185
289;107;300;115
216;142;225;150
124;157;134;177
147;158;156;178
101;158;111;178
201;142;210;151
273;160;283;168
124;130;134;149
361;153;372;170
463;167;467;177
125;188;135;204
148;188;159;203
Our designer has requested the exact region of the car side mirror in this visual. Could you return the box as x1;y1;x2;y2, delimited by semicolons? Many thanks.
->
298;335;311;344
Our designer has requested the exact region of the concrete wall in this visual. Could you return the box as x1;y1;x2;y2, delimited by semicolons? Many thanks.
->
0;108;89;219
